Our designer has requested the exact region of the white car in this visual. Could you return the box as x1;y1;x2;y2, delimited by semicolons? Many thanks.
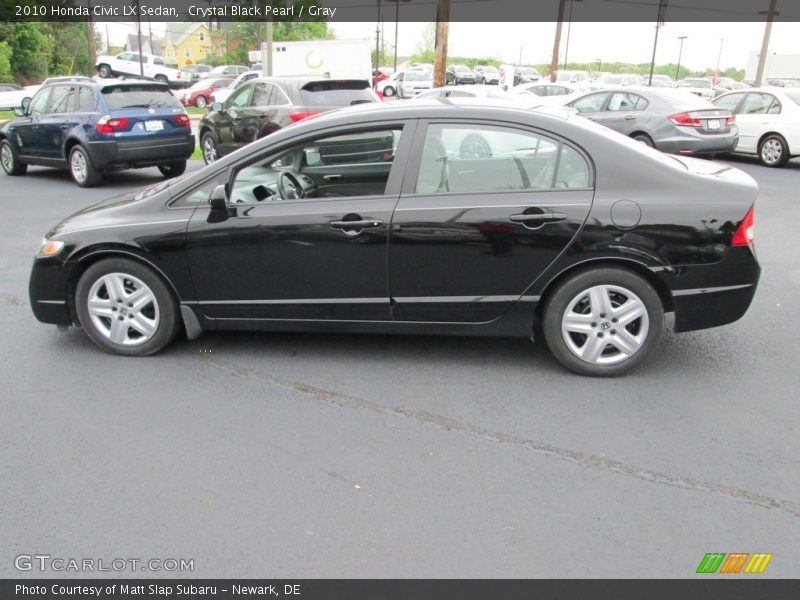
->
210;70;261;104
713;87;800;167
95;52;189;86
413;85;510;101
675;78;715;100
396;71;434;98
0;84;41;110
509;82;577;104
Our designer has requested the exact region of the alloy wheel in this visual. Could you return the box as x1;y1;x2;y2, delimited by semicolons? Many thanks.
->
70;150;88;184
760;138;784;166
86;273;160;347
561;284;649;365
0;144;13;173
202;136;217;163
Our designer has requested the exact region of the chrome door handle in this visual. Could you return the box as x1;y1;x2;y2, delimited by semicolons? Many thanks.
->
510;213;567;224
330;219;383;229
323;174;343;182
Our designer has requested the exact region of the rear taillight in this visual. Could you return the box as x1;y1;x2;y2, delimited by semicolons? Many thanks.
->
668;112;702;127
731;204;755;246
289;110;320;123
725;115;736;126
95;115;130;134
175;114;190;127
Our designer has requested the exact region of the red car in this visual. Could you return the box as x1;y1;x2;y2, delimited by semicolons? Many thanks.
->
178;77;233;108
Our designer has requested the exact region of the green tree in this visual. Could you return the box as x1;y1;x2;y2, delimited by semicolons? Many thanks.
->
0;22;53;82
0;41;12;82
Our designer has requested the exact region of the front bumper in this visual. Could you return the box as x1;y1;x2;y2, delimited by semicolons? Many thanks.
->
85;135;195;170
29;256;73;326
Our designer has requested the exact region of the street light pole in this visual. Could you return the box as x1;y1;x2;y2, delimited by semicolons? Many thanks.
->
647;0;667;87
563;0;582;70
374;0;382;73
755;0;778;87
675;35;687;80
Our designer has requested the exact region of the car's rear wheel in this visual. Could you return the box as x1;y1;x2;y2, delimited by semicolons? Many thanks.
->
75;258;180;357
383;86;395;97
201;132;219;164
69;145;103;187
195;95;207;108
154;74;168;84
97;64;112;78
758;134;789;167
158;160;187;178
543;267;664;376
0;139;27;176
631;133;655;148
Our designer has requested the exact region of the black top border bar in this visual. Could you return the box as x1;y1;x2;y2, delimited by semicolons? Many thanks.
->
0;0;798;23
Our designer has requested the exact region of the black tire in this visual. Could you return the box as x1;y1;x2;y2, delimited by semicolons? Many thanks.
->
97;64;112;78
0;139;27;176
158;160;187;178
542;267;665;376
200;131;219;164
69;145;103;187
195;95;207;108
154;74;168;84
631;133;655;148
757;133;789;168
383;86;395;97
459;133;492;158
75;258;181;357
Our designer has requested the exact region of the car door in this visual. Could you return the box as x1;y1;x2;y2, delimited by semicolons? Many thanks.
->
36;84;74;160
389;120;595;323
114;52;138;76
12;86;52;157
184;120;416;322
595;92;648;135
732;92;780;154
215;82;255;155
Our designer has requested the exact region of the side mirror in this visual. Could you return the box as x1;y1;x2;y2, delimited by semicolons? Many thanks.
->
208;184;227;210
13;107;25;117
21;97;31;113
304;147;321;167
211;101;223;113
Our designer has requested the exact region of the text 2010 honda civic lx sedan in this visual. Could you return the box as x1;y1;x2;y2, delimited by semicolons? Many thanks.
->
28;100;760;376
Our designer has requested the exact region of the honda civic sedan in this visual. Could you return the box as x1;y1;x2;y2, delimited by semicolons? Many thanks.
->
28;101;760;376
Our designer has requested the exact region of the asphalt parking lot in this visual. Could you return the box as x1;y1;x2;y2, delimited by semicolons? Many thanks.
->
1;156;798;578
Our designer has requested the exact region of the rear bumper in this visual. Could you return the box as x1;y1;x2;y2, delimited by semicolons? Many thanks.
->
668;246;761;332
657;130;739;156
85;135;194;170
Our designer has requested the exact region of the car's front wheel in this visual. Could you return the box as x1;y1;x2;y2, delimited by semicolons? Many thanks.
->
97;64;112;78
383;86;395;97
69;145;103;187
75;258;181;356
758;134;789;167
201;132;219;164
158;160;187;178
154;74;168;84
543;267;664;376
0;139;27;176
195;95;207;108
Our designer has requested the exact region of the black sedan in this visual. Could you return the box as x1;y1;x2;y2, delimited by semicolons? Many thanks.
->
29;101;760;376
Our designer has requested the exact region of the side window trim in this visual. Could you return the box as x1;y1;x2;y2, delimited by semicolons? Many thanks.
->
400;118;595;196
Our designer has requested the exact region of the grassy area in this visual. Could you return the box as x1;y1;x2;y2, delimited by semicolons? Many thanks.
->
186;106;210;116
190;146;204;161
0;110;14;120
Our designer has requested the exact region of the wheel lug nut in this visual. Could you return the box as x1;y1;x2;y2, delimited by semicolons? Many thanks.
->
600;313;606;318
612;318;617;323
112;307;117;312
591;322;597;328
117;299;122;303
118;316;124;321
597;332;604;338
611;330;616;335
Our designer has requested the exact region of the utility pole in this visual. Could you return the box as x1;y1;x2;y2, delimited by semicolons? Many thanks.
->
86;1;96;73
647;0;667;86
550;0;566;82
374;0;382;73
714;37;724;82
266;18;273;76
755;0;777;87
675;35;687;80
135;0;144;75
563;0;582;70
433;0;450;88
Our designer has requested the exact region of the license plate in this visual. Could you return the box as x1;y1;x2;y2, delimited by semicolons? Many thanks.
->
144;120;164;132
707;119;721;130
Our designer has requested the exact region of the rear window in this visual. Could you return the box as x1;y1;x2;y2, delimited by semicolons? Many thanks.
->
299;81;377;107
101;85;182;110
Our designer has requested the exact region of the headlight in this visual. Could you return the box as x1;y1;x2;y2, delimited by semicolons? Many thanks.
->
37;238;64;258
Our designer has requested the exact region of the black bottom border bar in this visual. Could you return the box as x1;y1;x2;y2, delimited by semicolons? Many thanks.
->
3;579;799;600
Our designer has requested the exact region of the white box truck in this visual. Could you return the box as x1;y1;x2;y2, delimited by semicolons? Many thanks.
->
249;39;372;82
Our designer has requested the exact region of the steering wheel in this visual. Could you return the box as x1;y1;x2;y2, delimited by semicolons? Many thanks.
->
276;170;306;200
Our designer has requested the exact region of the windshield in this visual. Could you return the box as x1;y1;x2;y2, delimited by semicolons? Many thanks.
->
556;72;573;82
482;66;499;74
600;75;622;84
454;65;471;73
405;72;431;82
682;79;712;88
101;85;182;109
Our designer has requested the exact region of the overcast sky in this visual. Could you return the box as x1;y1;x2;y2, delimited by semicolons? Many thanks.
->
104;21;799;70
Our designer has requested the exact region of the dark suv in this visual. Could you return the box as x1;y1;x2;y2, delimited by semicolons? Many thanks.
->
198;77;379;164
0;78;194;187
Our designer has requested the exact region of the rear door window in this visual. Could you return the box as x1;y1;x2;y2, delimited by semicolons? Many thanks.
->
46;85;73;114
607;92;647;111
101;84;182;110
713;92;745;111
571;92;609;113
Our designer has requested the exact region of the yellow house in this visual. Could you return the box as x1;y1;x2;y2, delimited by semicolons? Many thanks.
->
163;22;213;66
